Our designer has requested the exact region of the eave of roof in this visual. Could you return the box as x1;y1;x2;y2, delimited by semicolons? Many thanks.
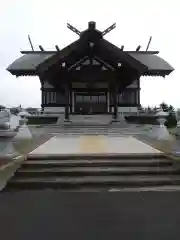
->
142;70;173;77
129;53;174;74
20;50;159;54
6;53;54;76
7;43;174;77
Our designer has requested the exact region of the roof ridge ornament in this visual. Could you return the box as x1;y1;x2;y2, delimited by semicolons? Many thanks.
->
102;23;116;36
39;45;44;51
28;35;34;51
136;45;141;51
120;45;124;51
55;45;60;51
146;36;152;51
67;21;116;38
67;23;81;36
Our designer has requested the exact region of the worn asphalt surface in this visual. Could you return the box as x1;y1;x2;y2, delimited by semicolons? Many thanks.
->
1;127;180;239
0;191;180;240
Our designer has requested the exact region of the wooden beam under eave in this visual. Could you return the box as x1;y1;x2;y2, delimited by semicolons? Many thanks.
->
67;71;117;82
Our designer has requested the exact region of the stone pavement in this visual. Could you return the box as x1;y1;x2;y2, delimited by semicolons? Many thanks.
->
29;135;162;157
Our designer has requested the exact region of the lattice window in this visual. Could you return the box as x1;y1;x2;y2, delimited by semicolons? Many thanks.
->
116;91;138;104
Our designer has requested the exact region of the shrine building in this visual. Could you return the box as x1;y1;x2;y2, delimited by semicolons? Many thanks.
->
7;21;174;120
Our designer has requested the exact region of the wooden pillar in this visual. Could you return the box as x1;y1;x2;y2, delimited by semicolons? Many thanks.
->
69;86;72;114
113;84;117;119
41;90;44;111
72;91;75;113
137;78;140;105
64;85;69;121
40;77;44;111
107;91;110;113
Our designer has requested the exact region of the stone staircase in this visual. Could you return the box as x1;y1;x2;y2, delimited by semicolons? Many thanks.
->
4;153;180;191
69;114;112;125
42;123;140;136
37;113;141;136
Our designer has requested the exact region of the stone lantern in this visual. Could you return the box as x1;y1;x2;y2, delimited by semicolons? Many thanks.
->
150;109;176;153
0;109;18;159
18;111;30;125
154;110;171;140
13;111;32;154
156;110;168;128
15;111;32;140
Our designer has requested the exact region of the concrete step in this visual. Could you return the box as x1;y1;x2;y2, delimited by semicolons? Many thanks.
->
52;129;124;131
45;125;112;128
6;175;180;190
46;128;123;131
48;126;128;129
51;132;129;134
27;153;166;160
41;127;138;134
22;159;172;168
27;151;168;160
50;132;130;136
50;132;126;134
43;129;139;134
15;166;177;178
44;125;130;129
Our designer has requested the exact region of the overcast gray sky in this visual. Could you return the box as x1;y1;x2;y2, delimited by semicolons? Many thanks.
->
0;0;179;108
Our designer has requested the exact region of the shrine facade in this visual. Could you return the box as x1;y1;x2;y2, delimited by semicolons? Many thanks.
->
7;21;174;120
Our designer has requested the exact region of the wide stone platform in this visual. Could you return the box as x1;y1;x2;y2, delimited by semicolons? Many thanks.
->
29;135;162;157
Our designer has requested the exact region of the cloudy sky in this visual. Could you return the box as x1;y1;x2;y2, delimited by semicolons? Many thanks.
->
0;0;179;108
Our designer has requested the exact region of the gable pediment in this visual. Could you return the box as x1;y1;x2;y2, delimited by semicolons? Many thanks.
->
70;57;114;72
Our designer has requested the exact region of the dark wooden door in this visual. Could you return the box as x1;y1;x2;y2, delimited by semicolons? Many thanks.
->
74;92;107;114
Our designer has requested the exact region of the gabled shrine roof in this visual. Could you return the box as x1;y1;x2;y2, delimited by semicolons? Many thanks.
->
7;21;174;77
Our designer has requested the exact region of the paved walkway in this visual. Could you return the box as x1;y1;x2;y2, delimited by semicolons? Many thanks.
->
1;133;180;239
1;191;180;240
29;135;162;156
